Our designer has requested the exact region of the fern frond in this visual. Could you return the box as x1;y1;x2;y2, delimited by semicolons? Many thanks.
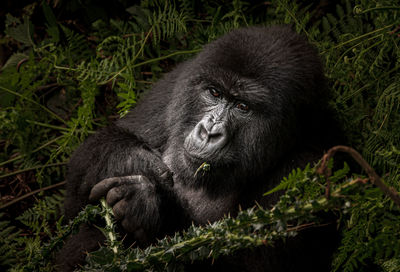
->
0;213;22;266
147;1;188;45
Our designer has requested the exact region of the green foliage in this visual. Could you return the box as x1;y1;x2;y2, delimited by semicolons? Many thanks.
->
332;194;400;272
264;164;318;197
381;258;400;272
0;0;399;271
320;2;400;190
0;193;64;270
4;14;35;47
16;193;64;236
0;213;23;266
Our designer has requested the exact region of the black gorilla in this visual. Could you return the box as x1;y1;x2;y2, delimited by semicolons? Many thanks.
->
58;26;339;271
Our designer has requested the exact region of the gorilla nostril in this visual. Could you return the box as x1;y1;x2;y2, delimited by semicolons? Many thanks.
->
199;125;209;141
209;133;223;144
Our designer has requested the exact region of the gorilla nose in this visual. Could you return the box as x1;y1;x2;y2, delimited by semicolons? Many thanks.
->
196;122;225;145
197;122;224;143
183;118;228;160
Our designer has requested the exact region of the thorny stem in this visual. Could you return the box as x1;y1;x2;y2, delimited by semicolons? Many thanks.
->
100;199;119;254
317;145;400;208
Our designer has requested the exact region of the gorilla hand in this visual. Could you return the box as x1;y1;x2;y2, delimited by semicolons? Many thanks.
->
89;162;173;244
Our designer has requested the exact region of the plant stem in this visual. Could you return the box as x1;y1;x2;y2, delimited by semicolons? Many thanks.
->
322;24;394;54
26;120;70;131
100;199;118;254
0;135;64;166
0;162;67;179
0;181;66;209
0;86;67;124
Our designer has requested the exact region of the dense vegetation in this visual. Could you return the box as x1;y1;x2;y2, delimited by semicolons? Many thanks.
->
0;0;399;271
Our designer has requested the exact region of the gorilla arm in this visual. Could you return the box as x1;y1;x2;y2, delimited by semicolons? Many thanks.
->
58;124;189;271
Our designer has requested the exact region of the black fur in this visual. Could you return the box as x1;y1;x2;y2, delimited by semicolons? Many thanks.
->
57;26;340;271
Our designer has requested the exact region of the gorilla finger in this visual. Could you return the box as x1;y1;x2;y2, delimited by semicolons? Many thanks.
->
89;177;121;201
143;155;172;182
106;186;127;206
89;175;145;201
112;199;128;220
154;162;171;176
146;162;173;187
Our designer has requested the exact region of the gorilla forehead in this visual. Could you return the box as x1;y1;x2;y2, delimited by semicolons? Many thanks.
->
199;26;321;74
192;26;325;105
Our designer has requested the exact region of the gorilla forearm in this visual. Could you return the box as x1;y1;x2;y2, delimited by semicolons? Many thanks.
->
63;125;190;261
65;125;170;220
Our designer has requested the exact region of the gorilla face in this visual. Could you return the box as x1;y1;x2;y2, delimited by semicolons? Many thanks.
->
184;85;250;163
183;76;274;170
176;76;287;189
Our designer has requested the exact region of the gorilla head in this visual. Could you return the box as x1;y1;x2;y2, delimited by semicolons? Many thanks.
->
163;27;327;190
59;26;337;271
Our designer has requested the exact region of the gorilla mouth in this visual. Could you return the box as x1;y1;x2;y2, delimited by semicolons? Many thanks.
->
183;146;232;169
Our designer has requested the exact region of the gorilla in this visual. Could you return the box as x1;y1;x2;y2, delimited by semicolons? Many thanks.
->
58;26;340;271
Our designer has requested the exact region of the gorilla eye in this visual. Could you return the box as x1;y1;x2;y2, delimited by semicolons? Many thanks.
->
209;88;222;98
237;102;249;112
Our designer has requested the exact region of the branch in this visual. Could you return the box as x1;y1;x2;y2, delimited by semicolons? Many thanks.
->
0;181;66;209
316;145;400;208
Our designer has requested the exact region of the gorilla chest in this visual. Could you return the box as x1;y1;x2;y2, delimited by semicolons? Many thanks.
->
174;184;237;225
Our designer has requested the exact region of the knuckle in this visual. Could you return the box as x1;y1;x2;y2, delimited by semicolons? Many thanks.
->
129;175;150;185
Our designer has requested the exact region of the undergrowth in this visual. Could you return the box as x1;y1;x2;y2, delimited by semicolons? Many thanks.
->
0;0;399;271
